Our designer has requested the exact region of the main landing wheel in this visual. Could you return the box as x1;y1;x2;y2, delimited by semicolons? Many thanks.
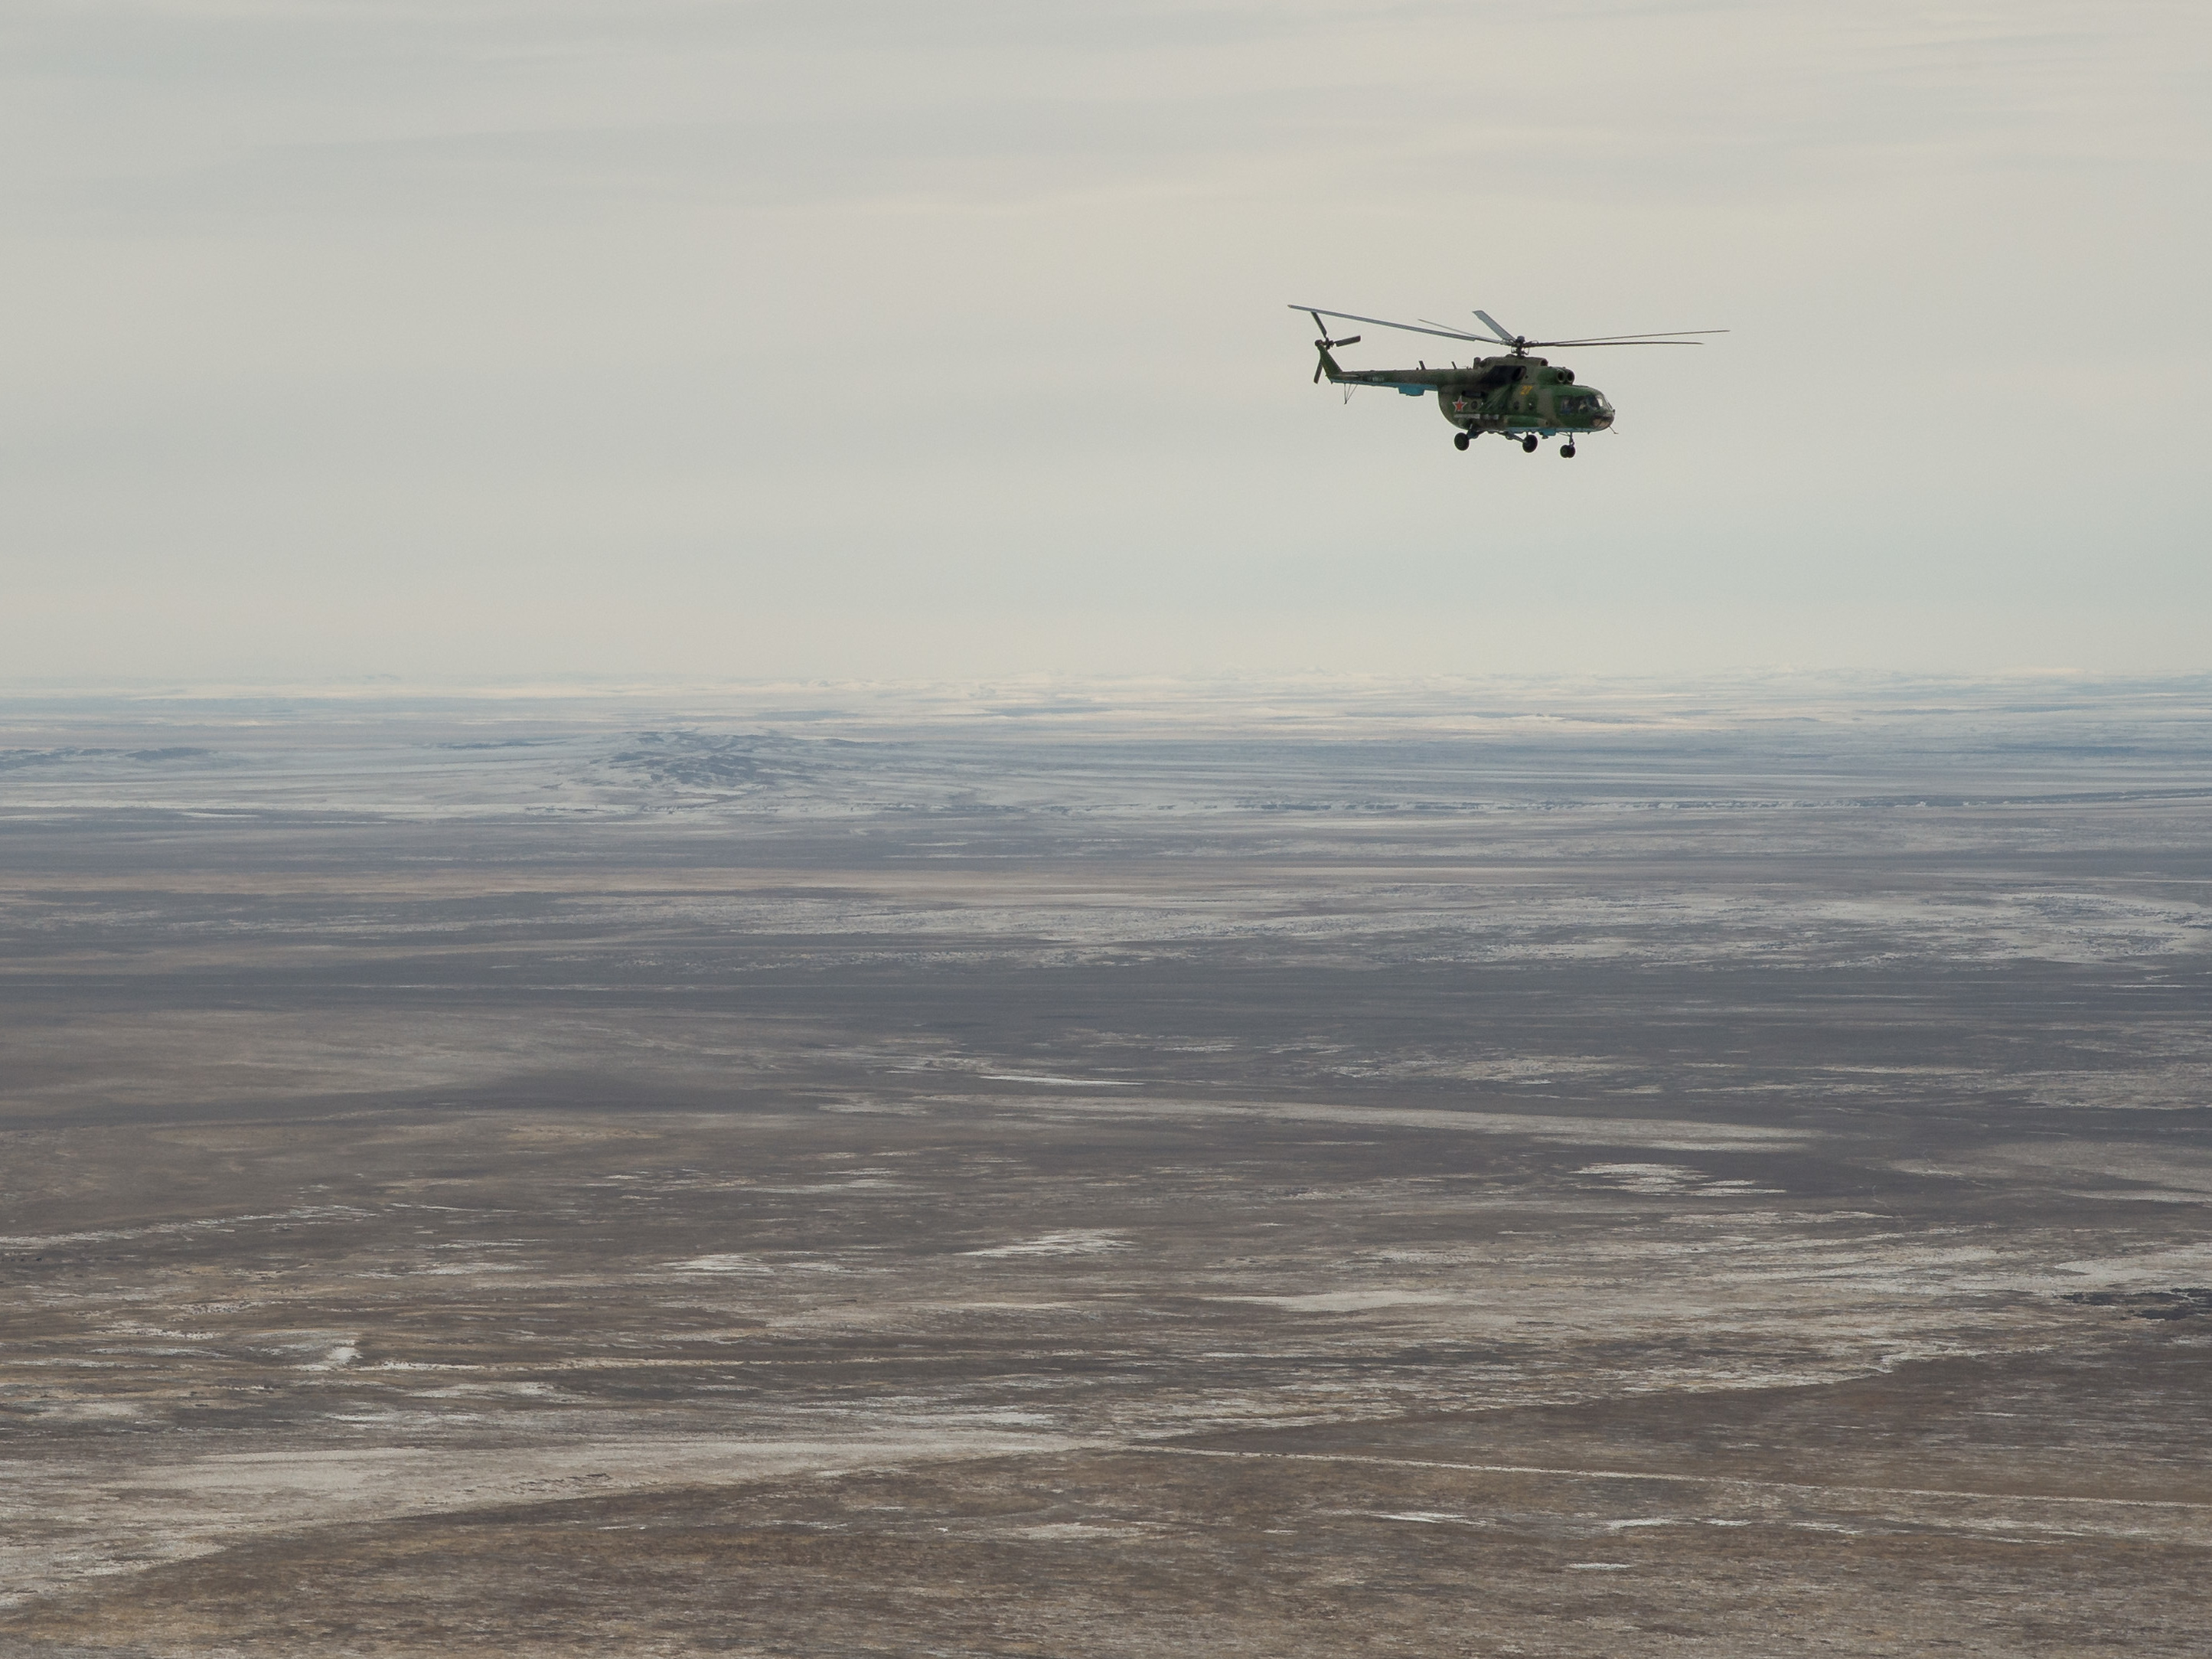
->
1561;443;1577;459
1521;435;1538;453
1453;431;1470;452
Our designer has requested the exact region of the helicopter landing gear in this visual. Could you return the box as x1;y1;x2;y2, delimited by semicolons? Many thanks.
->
1453;431;1471;451
1521;435;1538;453
1561;443;1577;458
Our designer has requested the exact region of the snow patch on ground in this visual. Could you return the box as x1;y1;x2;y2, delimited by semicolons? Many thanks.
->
964;1230;1129;1258
665;1254;773;1274
1577;1163;1785;1197
1224;1290;1458;1314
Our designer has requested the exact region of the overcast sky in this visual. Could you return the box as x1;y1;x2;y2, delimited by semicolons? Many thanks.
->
4;1;2205;683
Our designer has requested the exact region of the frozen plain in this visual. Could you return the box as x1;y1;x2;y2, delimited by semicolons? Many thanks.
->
1;675;2209;1657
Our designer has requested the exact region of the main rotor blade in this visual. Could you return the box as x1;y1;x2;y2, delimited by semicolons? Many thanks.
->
1288;305;1490;344
1529;329;1731;346
1471;309;1517;345
1418;318;1505;346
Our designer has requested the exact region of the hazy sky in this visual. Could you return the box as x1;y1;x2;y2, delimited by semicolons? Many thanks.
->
5;2;2206;682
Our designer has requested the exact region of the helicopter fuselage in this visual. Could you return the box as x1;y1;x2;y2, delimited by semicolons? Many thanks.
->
1314;347;1614;437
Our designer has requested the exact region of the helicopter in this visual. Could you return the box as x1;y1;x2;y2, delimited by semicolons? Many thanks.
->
1290;305;1724;455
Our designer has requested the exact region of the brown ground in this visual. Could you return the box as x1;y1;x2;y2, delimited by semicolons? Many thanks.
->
2;684;2208;1655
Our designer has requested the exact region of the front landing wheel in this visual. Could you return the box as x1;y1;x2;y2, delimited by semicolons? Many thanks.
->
1520;435;1538;453
1561;443;1577;459
1453;431;1471;452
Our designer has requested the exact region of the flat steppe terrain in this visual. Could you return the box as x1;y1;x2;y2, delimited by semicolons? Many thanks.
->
2;678;2208;1656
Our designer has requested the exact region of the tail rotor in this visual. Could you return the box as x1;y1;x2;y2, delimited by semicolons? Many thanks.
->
1308;310;1360;381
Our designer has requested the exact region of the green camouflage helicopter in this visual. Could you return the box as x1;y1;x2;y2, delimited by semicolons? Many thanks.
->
1291;305;1724;456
